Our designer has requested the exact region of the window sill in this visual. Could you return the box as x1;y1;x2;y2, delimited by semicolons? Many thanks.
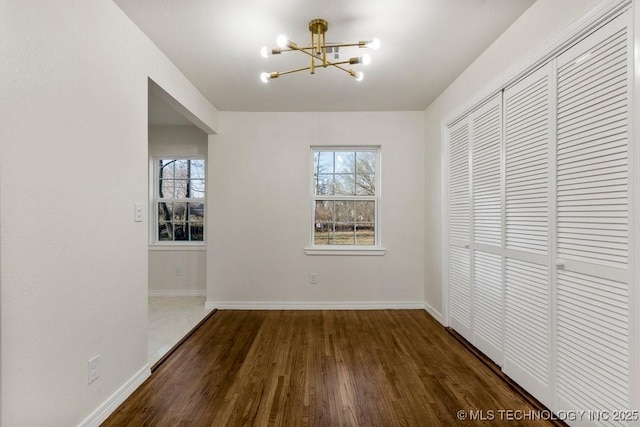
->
304;247;387;256
149;244;207;252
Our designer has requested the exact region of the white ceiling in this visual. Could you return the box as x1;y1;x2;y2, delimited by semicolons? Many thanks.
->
116;0;535;113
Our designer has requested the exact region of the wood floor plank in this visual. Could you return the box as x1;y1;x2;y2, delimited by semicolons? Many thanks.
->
103;310;555;426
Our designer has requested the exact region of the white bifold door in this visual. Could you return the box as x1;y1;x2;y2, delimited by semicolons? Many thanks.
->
448;118;473;342
448;94;504;365
470;96;504;365
446;9;634;424
554;12;632;416
503;63;554;409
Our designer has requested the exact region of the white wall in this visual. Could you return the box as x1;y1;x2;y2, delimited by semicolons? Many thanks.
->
149;125;208;158
149;126;208;295
423;0;600;318
0;1;216;425
208;112;425;307
148;250;207;295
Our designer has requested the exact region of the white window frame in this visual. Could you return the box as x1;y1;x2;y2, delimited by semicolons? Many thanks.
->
305;146;386;256
150;156;206;247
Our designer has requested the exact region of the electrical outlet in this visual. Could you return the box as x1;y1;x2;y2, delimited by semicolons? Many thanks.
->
176;267;183;276
310;272;317;285
88;355;100;384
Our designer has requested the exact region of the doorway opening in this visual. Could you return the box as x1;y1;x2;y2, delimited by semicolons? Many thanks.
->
147;80;212;368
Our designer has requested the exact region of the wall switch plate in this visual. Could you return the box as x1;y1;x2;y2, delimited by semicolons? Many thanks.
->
176;267;183;276
310;272;317;285
88;355;100;384
134;203;143;222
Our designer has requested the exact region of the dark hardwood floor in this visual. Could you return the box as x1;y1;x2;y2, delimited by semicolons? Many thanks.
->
103;310;553;426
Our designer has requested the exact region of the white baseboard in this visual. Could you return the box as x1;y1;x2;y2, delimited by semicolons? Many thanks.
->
424;302;445;325
148;289;206;297
79;364;151;427
205;301;425;310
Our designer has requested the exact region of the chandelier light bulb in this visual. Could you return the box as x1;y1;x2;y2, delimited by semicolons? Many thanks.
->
276;34;288;48
355;71;364;81
367;38;381;50
260;72;270;83
362;54;372;66
260;46;269;58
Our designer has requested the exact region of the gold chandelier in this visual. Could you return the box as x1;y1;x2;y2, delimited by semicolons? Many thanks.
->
260;18;380;82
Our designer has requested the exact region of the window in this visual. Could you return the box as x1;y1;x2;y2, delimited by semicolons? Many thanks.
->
153;158;205;243
311;148;380;248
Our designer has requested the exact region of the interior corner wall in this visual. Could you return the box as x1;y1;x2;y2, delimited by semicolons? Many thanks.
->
0;1;217;425
423;0;600;318
207;111;425;307
148;126;208;295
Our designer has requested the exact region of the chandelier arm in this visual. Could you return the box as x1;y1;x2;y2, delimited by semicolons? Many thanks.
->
288;44;317;59
269;60;352;78
275;42;364;53
276;66;312;76
323;60;353;67
273;46;313;53
325;63;353;75
323;42;366;48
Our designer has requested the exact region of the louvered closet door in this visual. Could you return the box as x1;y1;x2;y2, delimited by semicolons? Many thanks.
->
448;117;473;342
503;64;553;408
470;94;503;364
555;11;631;418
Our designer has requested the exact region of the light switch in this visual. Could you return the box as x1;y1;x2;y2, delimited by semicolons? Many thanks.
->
134;203;143;222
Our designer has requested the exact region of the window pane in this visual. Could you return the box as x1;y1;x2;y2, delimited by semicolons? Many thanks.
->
190;179;205;198
333;224;355;245
190;160;205;179
158;222;173;241
158;201;173;240
356;174;375;195
172;203;187;221
188;202;204;221
174;160;190;179
356;224;375;245
355;201;375;222
315;174;334;196
335;152;355;173
174;180;188;198
314;223;333;245
334;174;356;196
158;202;173;222
315;151;334;174
173;222;188;241
355;151;376;174
190;223;204;241
315;200;334;224
159;160;175;179
335;201;354;222
160;180;174;198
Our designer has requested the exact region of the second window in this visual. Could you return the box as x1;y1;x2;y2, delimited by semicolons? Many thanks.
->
312;148;379;246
